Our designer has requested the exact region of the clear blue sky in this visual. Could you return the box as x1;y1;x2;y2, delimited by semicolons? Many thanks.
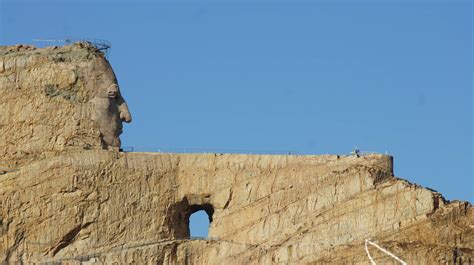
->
1;0;472;210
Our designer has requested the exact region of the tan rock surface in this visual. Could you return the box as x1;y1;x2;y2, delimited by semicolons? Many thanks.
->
0;43;130;168
0;44;472;264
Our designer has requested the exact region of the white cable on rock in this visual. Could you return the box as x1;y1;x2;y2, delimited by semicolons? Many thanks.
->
365;239;377;265
365;239;407;265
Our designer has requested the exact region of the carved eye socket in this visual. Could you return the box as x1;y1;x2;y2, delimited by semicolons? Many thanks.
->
107;84;119;92
106;84;120;98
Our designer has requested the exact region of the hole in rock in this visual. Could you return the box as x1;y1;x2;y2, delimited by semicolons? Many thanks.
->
168;197;214;239
189;210;211;238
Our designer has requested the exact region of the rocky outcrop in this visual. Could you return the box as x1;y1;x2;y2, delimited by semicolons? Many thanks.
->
0;43;131;169
0;44;472;264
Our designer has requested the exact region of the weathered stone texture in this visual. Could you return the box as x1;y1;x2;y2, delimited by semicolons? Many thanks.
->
0;44;472;264
0;43;130;169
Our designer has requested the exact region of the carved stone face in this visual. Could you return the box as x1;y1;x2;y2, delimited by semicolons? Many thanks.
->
87;57;132;149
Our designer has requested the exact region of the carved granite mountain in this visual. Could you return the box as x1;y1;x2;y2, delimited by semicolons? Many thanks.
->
0;44;472;264
0;43;131;168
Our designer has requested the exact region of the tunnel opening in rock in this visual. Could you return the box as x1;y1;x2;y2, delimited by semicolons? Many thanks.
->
189;210;210;238
168;197;214;239
187;203;213;238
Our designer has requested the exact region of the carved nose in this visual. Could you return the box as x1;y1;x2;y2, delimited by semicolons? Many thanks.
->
120;111;132;123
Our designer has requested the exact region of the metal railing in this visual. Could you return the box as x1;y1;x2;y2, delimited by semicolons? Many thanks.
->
31;38;111;54
120;146;297;155
120;146;388;157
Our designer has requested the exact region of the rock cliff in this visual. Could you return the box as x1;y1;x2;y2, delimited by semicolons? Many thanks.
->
0;44;472;264
0;43;130;169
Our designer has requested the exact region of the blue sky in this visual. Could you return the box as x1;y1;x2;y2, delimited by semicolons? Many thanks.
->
1;0;472;210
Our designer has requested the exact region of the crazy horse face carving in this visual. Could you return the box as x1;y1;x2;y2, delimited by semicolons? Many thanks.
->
89;57;132;150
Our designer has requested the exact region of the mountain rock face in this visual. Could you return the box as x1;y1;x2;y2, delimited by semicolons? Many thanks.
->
0;44;472;264
0;43;131;169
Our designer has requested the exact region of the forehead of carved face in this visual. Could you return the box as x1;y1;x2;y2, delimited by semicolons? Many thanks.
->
91;58;121;98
